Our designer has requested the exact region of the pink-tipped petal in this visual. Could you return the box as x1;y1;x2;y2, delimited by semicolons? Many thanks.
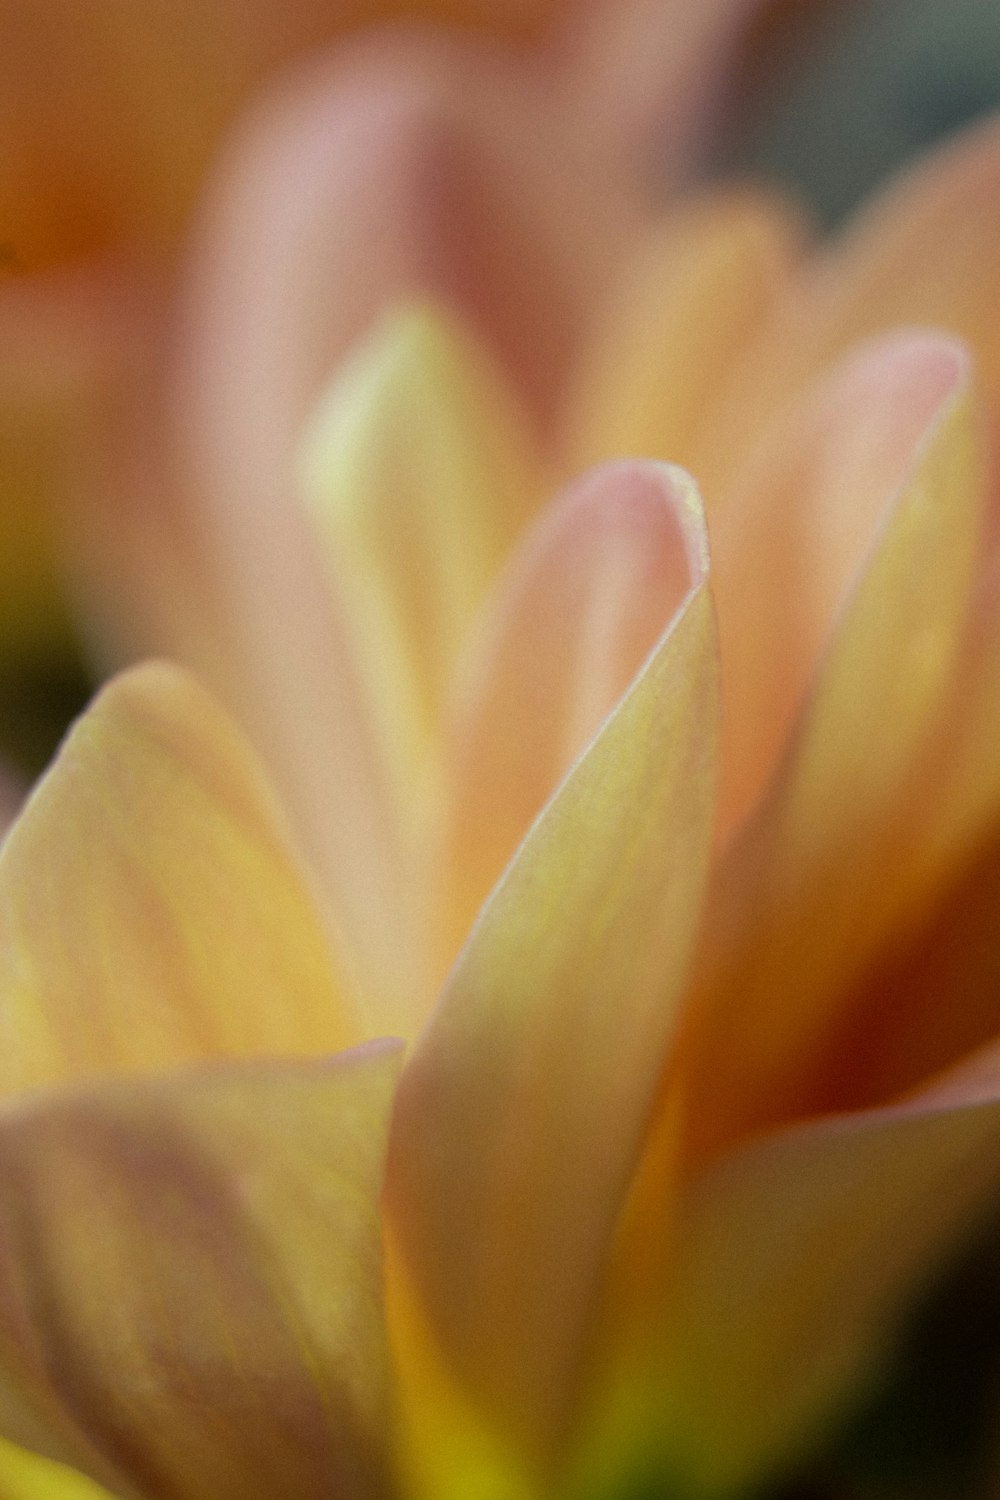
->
684;333;986;1159
442;459;697;968
389;461;718;1465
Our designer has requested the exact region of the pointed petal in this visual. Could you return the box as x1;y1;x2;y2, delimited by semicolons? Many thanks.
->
300;302;544;815
441;459;697;967
712;330;975;840
583;1055;1000;1500
683;333;987;1158
388;462;718;1461
0;1044;402;1500
0;662;358;1098
563;190;806;488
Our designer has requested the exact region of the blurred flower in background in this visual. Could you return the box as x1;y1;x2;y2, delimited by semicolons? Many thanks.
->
3;1;1000;1499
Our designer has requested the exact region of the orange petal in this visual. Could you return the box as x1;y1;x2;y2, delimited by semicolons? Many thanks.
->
0;1043;402;1500
563;189;807;489
441;459;698;968
683;332;986;1159
388;462;718;1465
582;1051;1000;1499
0;662;358;1098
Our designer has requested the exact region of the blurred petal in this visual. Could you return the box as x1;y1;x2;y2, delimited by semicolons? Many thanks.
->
563;190;806;487
300;302;543;818
172;38;606;1020
583;1053;1000;1499
441;459;696;964
684;333;986;1158
718;115;1000;473
0;1044;402;1500
0;0;560;268
0;662;358;1098
557;0;771;183
389;462;718;1463
0;1437;115;1500
712;330;975;839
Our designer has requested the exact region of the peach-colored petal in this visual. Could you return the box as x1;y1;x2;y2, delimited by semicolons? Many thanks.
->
583;1052;1000;1499
441;459;696;968
562;188;808;488
300;302;544;832
0;662;359;1099
712;330;976;841
682;333;986;1159
0;1043;402;1500
388;462;718;1465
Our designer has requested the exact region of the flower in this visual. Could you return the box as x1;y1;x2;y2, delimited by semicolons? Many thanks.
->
4;5;1000;1500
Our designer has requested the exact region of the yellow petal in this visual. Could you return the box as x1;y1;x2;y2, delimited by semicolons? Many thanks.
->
441;458;698;971
0;1437;115;1500
388;462;718;1465
579;1056;1000;1500
0;661;359;1098
563;190;806;491
683;332;986;1160
300;301;544;791
0;1043;402;1500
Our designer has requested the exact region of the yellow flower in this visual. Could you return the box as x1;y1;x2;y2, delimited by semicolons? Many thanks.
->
4;6;1000;1500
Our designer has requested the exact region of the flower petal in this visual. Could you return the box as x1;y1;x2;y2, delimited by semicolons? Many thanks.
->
0;1043;402;1500
563;190;806;489
683;332;986;1159
388;462;718;1463
712;330;976;840
441;459;698;968
0;661;358;1098
581;1053;1000;1500
300;301;543;812
0;1437;115;1500
717;115;1000;471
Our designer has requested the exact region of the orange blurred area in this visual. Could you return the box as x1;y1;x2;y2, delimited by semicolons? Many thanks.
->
0;0;565;271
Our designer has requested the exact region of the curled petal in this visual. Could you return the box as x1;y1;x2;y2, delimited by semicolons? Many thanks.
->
389;461;719;1465
0;661;359;1098
442;458;698;966
0;1044;402;1500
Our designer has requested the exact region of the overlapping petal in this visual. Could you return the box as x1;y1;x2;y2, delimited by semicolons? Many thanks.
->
389;461;718;1467
582;1052;1000;1500
0;661;359;1097
681;331;985;1159
0;1044;402;1500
